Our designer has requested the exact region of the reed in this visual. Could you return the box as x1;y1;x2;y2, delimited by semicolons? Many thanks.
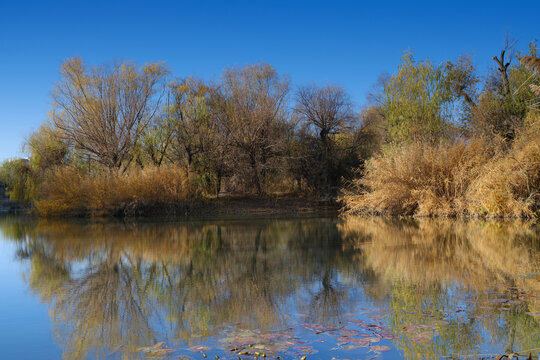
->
341;118;540;218
34;166;201;217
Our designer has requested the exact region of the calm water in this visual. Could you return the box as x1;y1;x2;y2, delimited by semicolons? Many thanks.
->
0;216;538;360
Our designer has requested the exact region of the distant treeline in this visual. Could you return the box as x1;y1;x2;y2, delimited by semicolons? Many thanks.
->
1;40;539;217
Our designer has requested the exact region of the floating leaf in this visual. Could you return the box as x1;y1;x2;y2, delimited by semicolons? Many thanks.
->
371;345;391;352
349;338;370;346
152;342;165;350
363;337;381;343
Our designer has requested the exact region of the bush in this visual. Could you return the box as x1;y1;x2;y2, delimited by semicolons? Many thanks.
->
342;115;540;218
468;117;540;217
34;166;202;217
341;139;496;217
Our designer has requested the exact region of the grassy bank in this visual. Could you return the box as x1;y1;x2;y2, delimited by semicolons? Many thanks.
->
34;166;201;217
341;118;540;218
26;166;337;217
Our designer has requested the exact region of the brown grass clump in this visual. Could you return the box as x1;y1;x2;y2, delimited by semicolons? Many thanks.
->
519;56;540;72
341;139;497;217
342;116;540;218
468;118;540;217
34;166;201;217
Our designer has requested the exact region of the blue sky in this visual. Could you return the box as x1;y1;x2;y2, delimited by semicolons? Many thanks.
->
0;0;538;160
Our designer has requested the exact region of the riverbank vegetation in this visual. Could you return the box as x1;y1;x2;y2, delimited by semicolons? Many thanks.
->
1;40;539;217
342;42;540;218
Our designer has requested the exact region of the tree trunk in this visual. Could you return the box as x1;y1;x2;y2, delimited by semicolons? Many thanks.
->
493;50;511;98
250;153;263;195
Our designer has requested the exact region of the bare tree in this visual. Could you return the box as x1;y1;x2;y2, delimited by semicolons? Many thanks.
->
492;49;511;98
294;85;356;191
212;64;290;194
52;57;168;170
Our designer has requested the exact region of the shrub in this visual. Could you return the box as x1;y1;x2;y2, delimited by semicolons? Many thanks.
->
342;115;540;218
341;139;498;217
467;117;540;217
34;166;201;217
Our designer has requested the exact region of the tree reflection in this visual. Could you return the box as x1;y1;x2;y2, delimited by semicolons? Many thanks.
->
0;216;538;359
1;217;356;359
339;217;540;359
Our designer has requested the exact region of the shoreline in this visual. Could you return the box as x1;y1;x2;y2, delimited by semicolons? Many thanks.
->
2;194;537;221
1;195;341;219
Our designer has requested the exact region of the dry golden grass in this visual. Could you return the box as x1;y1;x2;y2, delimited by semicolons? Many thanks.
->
34;166;201;217
519;56;540;72
342;117;540;218
341;139;498;217
468;118;540;217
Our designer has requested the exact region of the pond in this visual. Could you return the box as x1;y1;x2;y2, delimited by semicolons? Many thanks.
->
0;215;538;360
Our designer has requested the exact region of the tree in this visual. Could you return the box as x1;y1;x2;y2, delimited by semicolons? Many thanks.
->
446;55;479;109
473;41;539;139
169;78;213;169
26;122;70;171
492;49;511;98
52;57;168;170
139;99;175;167
0;158;32;201
293;84;356;193
383;52;454;143
212;64;290;194
169;78;226;193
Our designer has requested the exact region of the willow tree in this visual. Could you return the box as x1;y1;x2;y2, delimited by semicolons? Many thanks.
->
212;64;290;194
169;78;226;192
52;57;168;170
170;78;213;168
383;52;454;143
26;122;70;171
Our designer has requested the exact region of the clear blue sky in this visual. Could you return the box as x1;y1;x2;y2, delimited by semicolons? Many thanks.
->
0;0;538;161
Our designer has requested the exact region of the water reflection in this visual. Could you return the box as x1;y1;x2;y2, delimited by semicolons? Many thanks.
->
339;218;540;357
0;216;538;360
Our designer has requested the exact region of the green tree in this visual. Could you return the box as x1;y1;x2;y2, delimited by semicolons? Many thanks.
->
383;52;454;143
0;159;32;201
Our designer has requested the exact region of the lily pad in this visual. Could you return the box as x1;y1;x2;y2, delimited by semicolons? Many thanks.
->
371;345;391;352
340;330;360;336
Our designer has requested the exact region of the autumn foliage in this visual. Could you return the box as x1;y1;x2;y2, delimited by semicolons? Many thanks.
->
1;41;539;218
